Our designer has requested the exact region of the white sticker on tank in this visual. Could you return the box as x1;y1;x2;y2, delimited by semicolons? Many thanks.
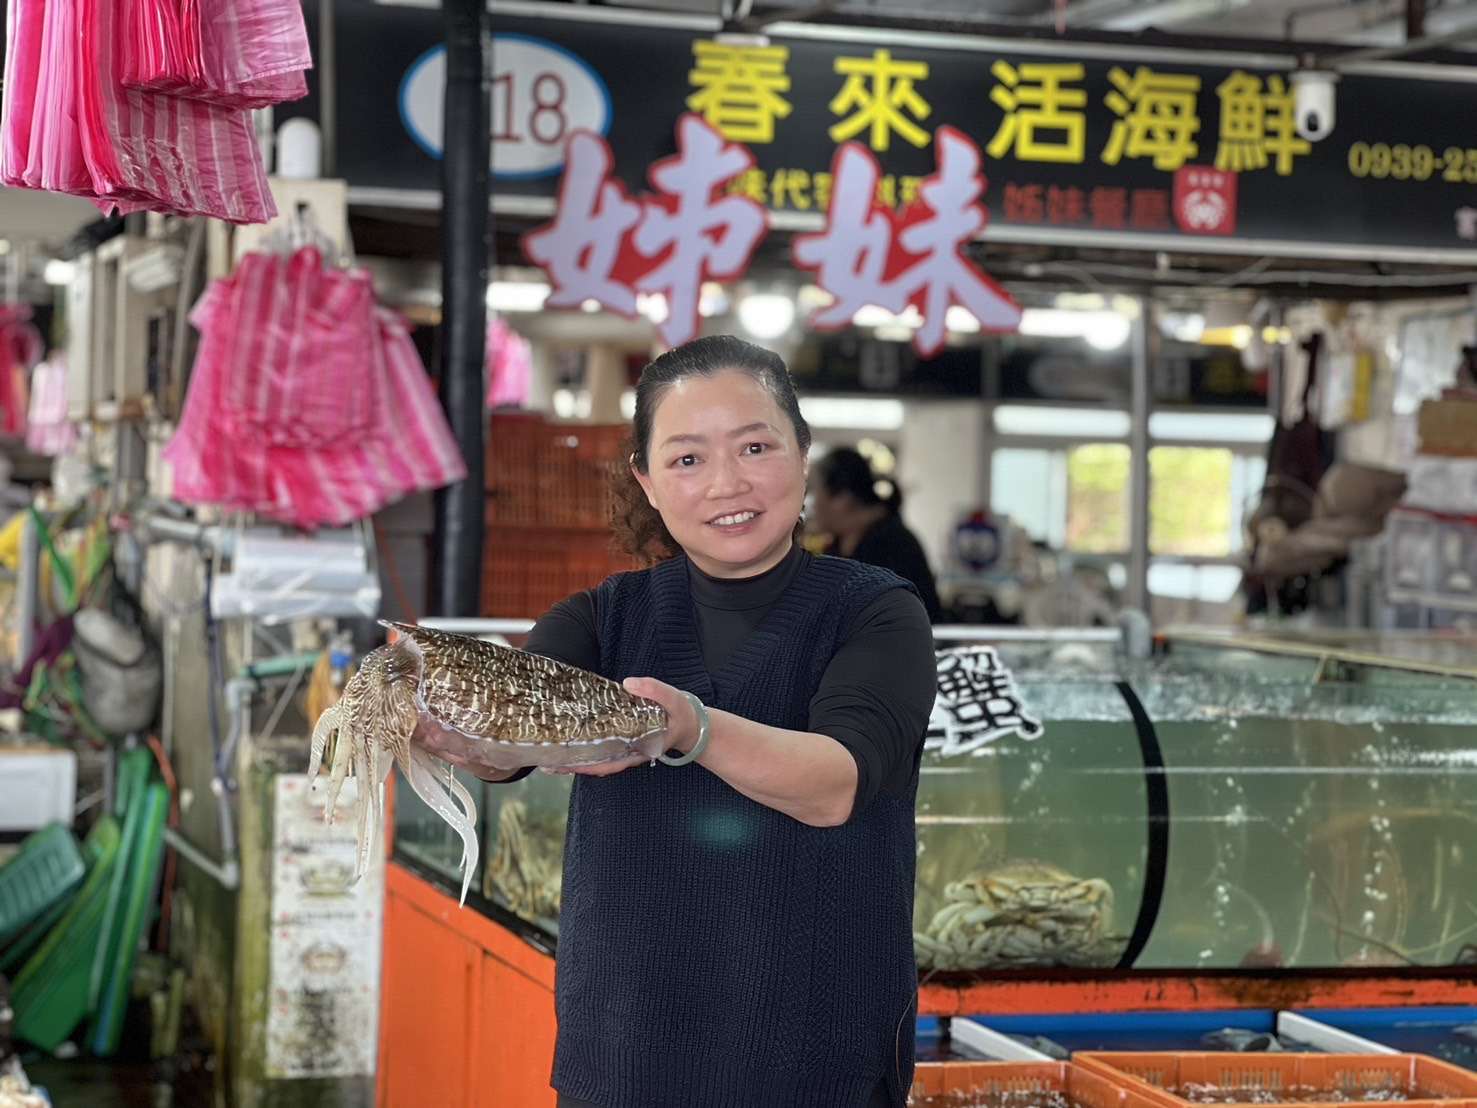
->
926;645;1044;756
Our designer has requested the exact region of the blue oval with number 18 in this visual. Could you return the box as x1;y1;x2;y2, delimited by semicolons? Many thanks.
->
398;35;612;180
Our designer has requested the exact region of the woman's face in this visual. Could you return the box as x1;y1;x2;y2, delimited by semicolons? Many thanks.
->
635;369;808;579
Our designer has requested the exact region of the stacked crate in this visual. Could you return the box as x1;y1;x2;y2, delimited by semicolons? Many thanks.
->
1384;390;1477;615
1074;1051;1477;1107
482;414;642;619
909;1053;1477;1107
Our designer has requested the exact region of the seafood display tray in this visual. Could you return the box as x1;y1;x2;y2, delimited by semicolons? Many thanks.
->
909;1060;1128;1108
1074;1051;1477;1106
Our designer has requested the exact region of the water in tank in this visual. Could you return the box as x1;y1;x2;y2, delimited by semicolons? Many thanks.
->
913;636;1477;974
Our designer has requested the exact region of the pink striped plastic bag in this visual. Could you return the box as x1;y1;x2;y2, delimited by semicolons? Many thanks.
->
126;0;309;108
121;0;202;94
168;281;466;529
77;0;276;223
0;0;45;185
263;311;467;528
220;250;380;448
165;283;276;513
22;0;90;194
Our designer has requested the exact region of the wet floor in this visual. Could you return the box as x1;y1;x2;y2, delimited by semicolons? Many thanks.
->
11;1003;218;1108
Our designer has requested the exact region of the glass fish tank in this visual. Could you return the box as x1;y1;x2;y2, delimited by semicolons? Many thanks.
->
391;627;1477;974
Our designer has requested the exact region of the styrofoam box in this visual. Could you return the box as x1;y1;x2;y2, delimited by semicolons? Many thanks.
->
0;748;77;831
1404;455;1477;516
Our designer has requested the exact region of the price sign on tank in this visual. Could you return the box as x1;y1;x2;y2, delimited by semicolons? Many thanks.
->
398;35;612;177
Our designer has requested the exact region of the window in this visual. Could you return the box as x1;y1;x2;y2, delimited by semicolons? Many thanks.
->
990;443;1268;558
1149;446;1234;556
1065;444;1130;553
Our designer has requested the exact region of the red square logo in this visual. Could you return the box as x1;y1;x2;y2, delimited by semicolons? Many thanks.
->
1173;166;1238;236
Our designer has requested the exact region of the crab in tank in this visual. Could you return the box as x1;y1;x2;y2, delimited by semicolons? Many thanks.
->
914;859;1124;971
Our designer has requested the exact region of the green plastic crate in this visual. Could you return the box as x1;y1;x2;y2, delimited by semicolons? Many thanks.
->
0;823;85;946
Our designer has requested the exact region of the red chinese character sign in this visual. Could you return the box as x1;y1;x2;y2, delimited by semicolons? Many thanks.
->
522;113;767;347
794;127;1022;358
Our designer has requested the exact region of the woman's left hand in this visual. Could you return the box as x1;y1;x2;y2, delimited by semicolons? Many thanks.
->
540;676;703;777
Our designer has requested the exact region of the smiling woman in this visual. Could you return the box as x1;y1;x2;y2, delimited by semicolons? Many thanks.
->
627;346;810;579
414;335;938;1108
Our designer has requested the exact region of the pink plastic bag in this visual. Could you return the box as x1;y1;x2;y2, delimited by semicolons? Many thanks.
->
220;249;381;448
75;0;276;223
486;317;533;409
27;0;90;193
0;0;45;185
166;275;467;529
125;0;309;108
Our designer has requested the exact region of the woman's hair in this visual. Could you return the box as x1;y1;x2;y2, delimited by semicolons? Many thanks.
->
610;335;812;561
816;447;902;515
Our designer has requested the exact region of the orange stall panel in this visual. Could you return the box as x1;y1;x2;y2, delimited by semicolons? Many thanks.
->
380;863;558;1108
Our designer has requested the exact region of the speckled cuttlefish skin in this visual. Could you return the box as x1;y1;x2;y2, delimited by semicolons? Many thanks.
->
397;621;668;748
309;620;669;905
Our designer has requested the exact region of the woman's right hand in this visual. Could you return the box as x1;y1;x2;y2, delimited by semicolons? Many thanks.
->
410;717;524;782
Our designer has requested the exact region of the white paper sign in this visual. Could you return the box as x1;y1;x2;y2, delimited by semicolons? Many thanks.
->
265;774;384;1080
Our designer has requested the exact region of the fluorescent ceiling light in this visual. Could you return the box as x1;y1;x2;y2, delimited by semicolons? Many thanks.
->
737;292;795;339
852;305;922;330
945;306;981;334
487;280;550;313
1019;308;1131;350
637;292;669;325
799;396;905;431
1149;411;1275;443
43;259;75;286
993;404;1132;438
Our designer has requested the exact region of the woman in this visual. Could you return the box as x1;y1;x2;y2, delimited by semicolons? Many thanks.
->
426;335;935;1107
811;447;943;623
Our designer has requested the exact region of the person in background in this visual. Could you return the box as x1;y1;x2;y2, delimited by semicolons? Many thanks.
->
419;335;936;1108
811;447;943;623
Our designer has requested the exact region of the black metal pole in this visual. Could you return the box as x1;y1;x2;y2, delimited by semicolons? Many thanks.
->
431;0;490;618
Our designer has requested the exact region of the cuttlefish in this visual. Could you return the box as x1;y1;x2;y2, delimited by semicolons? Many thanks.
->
308;621;668;904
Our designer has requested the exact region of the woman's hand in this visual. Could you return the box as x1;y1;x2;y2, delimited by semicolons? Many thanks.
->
543;676;702;777
410;718;523;782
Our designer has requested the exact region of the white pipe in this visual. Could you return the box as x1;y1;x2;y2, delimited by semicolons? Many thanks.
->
1276;1011;1399;1054
949;1018;1057;1062
421;615;1132;646
163;824;240;890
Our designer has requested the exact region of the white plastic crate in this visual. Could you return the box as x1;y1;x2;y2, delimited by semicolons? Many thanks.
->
0;748;77;832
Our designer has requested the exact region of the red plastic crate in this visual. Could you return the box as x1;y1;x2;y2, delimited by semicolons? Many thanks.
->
486;415;630;529
910;1061;1126;1108
1074;1051;1477;1107
481;525;641;619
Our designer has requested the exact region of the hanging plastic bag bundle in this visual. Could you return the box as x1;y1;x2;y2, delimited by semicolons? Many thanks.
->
0;0;279;223
124;0;310;109
165;252;467;529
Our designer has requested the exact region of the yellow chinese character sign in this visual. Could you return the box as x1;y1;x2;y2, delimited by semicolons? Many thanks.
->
1102;66;1202;171
828;49;932;152
686;39;793;144
1215;71;1310;176
987;61;1087;164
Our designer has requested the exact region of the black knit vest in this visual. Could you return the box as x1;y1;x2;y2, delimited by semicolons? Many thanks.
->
549;554;920;1108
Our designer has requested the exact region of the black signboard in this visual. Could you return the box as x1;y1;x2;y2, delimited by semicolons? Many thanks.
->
294;1;1477;259
997;338;1267;405
791;333;985;397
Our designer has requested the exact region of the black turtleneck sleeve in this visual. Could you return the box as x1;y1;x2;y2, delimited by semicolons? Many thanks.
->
523;558;936;819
